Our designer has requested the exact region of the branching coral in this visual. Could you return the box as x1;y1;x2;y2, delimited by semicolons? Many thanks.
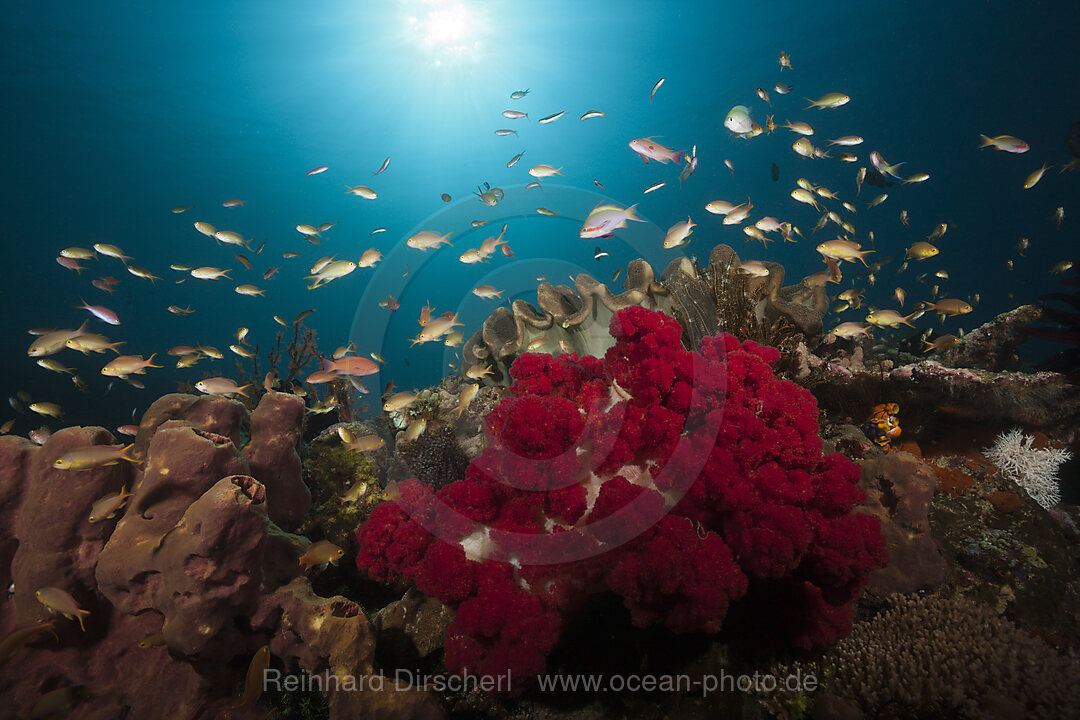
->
357;307;886;694
268;319;321;390
773;593;1080;719
983;428;1073;509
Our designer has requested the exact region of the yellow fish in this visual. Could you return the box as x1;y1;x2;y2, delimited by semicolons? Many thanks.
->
455;383;479;416
299;540;344;572
383;391;418;412
55;444;137;471
866;309;916;328
35;588;90;631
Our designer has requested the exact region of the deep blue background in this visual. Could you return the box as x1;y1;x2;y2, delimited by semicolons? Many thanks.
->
1;0;1076;432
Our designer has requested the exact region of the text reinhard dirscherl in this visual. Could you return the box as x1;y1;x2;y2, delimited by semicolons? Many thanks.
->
263;668;818;696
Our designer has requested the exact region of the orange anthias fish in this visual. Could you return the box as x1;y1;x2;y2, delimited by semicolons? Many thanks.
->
628;138;683;164
331;356;379;377
299;540;344;572
228;646;271;713
35;588;90;631
0;621;55;666
54;444;138;471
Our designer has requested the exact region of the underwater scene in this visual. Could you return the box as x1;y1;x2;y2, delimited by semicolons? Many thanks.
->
2;0;1080;717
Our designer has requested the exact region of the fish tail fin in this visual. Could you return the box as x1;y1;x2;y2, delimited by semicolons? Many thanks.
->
858;250;874;267
41;620;59;644
978;134;994;148
671;151;684;165
237;385;251;398
119;444;141;464
146;353;162;369
624;204;644;223
803;98;819;110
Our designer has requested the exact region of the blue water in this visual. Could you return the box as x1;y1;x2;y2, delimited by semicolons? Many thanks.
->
1;0;1076;431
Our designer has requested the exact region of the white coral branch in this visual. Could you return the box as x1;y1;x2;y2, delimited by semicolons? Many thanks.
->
983;428;1072;510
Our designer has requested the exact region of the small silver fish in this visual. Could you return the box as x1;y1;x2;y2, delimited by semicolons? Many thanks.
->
650;77;664;103
538;111;566;124
507;151;525;168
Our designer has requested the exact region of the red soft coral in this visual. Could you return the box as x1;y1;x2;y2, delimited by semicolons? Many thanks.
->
606;515;748;633
444;574;563;694
356;306;886;695
354;499;434;583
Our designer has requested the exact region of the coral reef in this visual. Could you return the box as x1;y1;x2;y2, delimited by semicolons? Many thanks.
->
0;391;441;720
396;425;470;491
706;244;826;340
808;357;1080;428
268;317;321;391
983;428;1073;509
925;457;1080;645
372;588;455;671
357;306;886;694
784;593;1080;719
938;304;1042;371
858;452;945;595
301;421;387;554
462;243;824;382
